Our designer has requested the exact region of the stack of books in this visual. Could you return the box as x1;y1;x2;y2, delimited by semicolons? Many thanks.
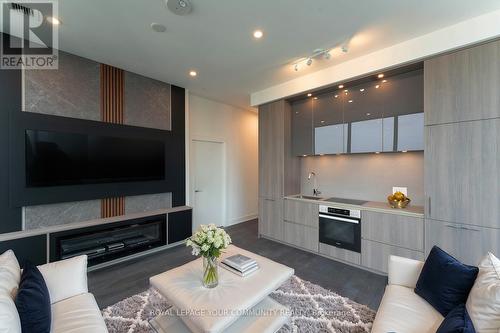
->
221;254;259;277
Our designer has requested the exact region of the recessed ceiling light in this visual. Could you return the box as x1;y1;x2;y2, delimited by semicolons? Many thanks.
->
366;113;371;116
151;23;167;32
47;16;61;25
344;89;348;92
377;73;384;78
321;120;325;123
253;29;263;39
307;93;312;97
334;95;338;98
313;97;318;100
382;79;387;83
338;84;344;89
375;85;380;89
348;100;353;103
166;0;193;16
303;155;307;157
360;88;365;92
189;70;197;77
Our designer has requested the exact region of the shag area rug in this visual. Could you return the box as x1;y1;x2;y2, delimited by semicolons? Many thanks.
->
102;275;376;333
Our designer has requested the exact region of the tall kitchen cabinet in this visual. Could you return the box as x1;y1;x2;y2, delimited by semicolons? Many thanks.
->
258;100;301;241
424;39;500;265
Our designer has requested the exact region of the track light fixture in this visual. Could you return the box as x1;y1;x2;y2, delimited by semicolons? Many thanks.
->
291;38;351;72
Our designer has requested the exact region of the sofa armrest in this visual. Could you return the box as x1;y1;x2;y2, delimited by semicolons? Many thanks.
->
38;255;88;304
388;255;424;289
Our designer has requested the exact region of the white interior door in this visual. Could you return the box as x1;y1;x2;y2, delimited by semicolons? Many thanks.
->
192;140;225;231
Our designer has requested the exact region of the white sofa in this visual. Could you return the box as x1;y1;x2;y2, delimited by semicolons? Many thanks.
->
0;251;108;333
371;255;444;333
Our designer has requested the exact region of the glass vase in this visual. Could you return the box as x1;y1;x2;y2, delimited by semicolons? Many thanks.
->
202;256;219;288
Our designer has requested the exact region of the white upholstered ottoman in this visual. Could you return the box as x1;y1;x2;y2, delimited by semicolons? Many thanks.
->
149;245;294;333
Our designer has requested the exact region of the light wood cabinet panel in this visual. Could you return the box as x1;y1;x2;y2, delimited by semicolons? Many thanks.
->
258;100;300;199
362;211;424;251
362;240;424;273
258;102;284;199
319;243;361;265
425;219;500;266
425;40;500;125
258;198;283;241
283;221;318;252
425;119;500;228
283;199;318;228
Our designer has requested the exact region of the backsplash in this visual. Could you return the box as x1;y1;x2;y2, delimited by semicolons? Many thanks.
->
300;152;424;205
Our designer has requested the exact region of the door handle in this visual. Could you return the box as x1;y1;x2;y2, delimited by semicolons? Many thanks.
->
195;190;202;193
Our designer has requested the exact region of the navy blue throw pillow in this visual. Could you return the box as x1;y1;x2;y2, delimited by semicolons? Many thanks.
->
415;246;478;317
437;303;476;333
15;261;51;333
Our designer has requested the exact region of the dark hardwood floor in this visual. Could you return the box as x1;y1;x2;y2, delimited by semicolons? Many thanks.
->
89;219;387;310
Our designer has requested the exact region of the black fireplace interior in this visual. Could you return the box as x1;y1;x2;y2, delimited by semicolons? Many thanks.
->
50;214;167;266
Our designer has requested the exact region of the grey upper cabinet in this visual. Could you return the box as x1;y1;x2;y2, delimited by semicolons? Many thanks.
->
397;112;424;151
313;92;347;155
291;99;314;156
425;40;500;125
425;119;500;228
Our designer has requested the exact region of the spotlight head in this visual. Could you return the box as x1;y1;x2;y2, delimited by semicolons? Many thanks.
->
294;64;299;71
306;58;312;66
341;45;348;53
324;52;331;60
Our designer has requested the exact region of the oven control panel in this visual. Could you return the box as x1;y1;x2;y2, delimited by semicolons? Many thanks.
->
319;205;361;218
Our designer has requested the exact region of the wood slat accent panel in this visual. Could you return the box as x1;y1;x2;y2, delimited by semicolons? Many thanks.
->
100;64;125;217
101;197;125;218
100;64;124;124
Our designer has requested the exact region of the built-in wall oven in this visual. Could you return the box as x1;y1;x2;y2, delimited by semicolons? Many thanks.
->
319;205;361;253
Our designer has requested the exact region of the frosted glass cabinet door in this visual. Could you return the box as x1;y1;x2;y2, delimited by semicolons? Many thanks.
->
383;117;395;152
350;118;383;153
314;123;348;154
291;99;314;156
397;112;424;151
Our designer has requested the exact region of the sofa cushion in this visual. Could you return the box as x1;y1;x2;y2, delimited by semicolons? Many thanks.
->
38;255;88;304
0;250;21;333
371;285;444;333
0;294;21;333
466;252;500;333
415;246;478;316
51;293;108;333
0;250;21;299
15;261;51;333
437;303;476;333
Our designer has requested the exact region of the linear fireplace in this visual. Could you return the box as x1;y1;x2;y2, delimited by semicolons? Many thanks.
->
50;214;166;267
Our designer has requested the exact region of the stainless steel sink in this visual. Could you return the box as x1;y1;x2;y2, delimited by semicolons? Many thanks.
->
292;195;325;201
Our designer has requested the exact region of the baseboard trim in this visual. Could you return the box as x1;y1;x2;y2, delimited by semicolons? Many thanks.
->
226;213;258;227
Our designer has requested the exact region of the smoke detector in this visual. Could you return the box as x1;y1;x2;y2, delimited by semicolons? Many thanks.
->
165;0;192;16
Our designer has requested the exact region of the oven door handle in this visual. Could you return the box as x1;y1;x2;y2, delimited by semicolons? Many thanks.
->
319;214;360;224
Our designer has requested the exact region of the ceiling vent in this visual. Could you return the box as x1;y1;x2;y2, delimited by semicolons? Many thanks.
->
165;0;192;16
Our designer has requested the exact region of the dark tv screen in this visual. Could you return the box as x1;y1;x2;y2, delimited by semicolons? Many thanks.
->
25;129;165;187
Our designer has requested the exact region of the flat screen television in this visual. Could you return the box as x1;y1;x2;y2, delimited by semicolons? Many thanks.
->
25;129;165;187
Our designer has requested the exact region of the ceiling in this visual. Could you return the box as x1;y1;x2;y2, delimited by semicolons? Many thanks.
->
8;0;500;110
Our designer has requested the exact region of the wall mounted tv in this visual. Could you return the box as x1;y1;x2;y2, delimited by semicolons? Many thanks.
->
25;129;165;187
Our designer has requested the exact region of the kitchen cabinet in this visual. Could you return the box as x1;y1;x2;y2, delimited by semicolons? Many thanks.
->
291;99;314;156
425;119;500;228
362;239;424;273
425;40;500;125
259;198;283;241
397;112;424;151
284;199;318;228
283;221;318;252
319;243;361;265
425;219;500;266
362;211;424;251
313;91;347;155
258;100;300;241
290;68;424;156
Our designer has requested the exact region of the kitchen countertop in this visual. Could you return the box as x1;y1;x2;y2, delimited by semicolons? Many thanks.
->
284;195;424;218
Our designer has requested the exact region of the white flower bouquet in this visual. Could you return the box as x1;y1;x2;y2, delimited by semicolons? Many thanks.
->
186;224;232;288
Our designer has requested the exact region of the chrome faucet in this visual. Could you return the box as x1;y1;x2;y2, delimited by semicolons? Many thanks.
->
308;172;321;196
